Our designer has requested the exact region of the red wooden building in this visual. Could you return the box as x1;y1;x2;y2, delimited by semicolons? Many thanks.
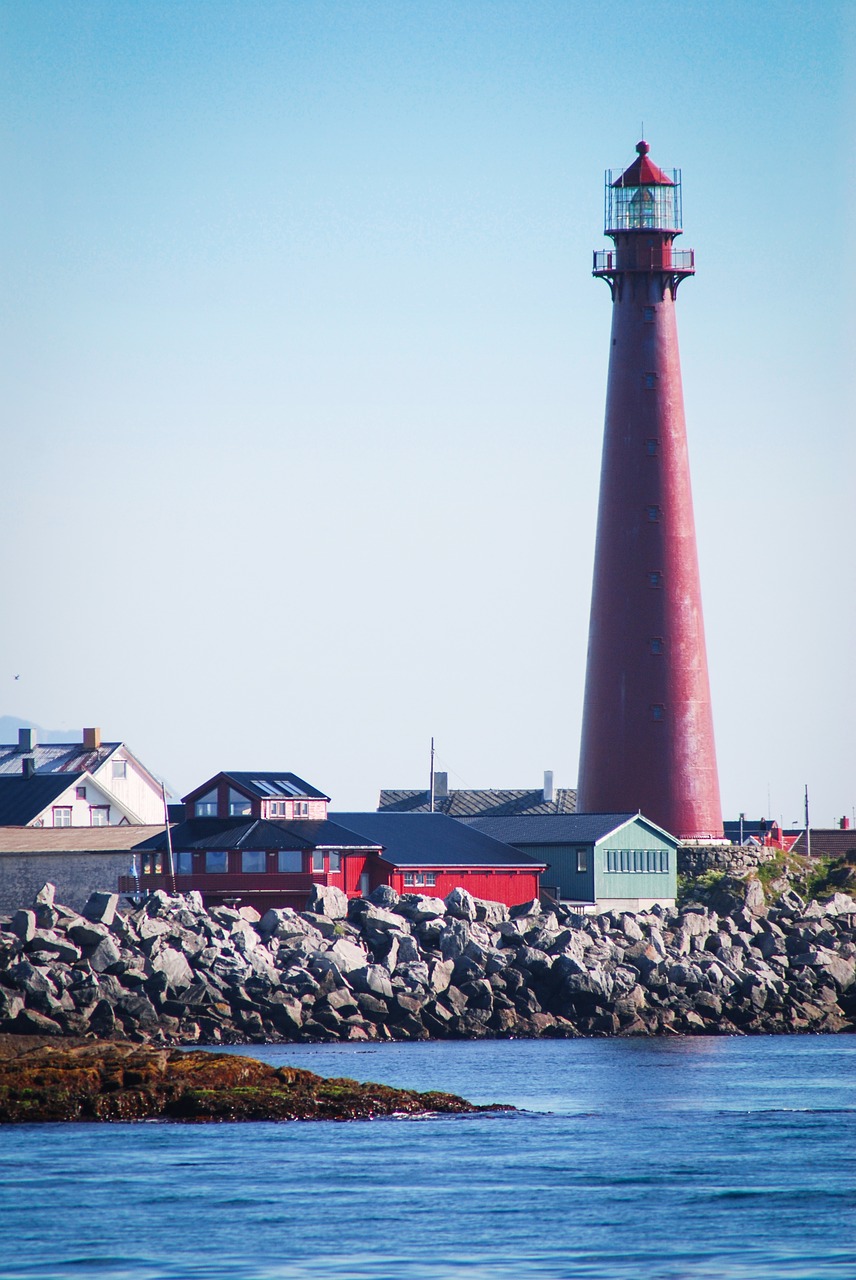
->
120;772;544;910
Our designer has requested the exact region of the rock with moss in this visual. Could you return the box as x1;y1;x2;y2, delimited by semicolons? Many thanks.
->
0;1034;502;1123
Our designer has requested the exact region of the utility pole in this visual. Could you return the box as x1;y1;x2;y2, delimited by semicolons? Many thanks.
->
429;737;435;813
805;784;811;860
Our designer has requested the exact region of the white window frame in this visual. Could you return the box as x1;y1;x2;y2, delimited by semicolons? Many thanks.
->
52;807;72;827
89;806;110;827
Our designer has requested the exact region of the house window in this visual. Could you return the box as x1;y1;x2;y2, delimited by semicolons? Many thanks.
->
195;789;218;818
228;789;252;817
403;872;416;886
76;786;87;800
241;850;266;874
329;851;342;873
52;807;72;827
90;806;110;826
576;848;588;873
294;801;309;817
649;637;664;655
205;850;229;873
312;850;325;872
176;851;193;874
648;570;663;587
425;872;437;886
143;851;163;874
112;760;127;779
269;800;287;817
660;850;669;872
278;850;303;873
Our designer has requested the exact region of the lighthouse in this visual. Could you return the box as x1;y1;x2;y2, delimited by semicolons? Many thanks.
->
576;141;723;840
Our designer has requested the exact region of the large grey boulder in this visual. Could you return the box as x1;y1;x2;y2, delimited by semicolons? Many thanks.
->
743;878;767;916
368;884;400;908
34;883;56;907
350;964;394;999
445;887;477;921
83;892;119;927
87;935;122;973
151;946;194;989
473;898;509;926
306;884;349;919
10;910;36;943
396;895;447;923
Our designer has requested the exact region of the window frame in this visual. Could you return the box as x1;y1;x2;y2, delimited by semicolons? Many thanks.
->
52;806;72;827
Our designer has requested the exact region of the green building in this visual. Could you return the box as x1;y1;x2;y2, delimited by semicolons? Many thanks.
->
464;812;678;912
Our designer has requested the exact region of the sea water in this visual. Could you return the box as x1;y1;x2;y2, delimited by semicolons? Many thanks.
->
1;1036;855;1280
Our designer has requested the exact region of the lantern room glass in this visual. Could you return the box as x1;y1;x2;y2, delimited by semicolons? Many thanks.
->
605;170;682;233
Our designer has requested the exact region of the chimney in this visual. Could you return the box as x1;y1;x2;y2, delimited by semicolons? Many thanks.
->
841;817;852;831
22;757;36;778
18;727;36;752
543;770;554;804
83;727;102;750
434;772;448;799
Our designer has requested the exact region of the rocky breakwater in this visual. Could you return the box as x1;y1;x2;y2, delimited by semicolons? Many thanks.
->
1;880;856;1041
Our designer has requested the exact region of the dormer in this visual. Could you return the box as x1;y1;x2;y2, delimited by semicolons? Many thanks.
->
182;771;331;821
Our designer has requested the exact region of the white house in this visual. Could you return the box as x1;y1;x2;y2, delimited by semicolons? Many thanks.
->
0;727;168;826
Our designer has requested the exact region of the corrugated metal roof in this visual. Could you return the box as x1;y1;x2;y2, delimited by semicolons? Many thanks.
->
377;788;577;817
0;775;85;825
789;830;856;859
0;743;120;776
461;813;650;846
331;812;546;869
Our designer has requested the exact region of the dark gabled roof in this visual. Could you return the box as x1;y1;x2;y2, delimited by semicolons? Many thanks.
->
0;774;85;825
377;788;577;817
137;817;380;853
460;812;678;847
330;811;546;869
183;771;329;803
0;743;121;776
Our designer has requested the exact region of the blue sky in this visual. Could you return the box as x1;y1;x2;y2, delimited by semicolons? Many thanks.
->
0;1;853;825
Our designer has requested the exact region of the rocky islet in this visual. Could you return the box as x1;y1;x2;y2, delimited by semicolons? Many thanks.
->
1;879;855;1044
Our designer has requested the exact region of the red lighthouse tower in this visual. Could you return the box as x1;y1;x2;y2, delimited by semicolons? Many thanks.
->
576;141;723;840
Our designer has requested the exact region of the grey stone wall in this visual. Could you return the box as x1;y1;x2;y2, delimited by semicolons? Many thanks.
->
0;853;130;913
678;843;776;879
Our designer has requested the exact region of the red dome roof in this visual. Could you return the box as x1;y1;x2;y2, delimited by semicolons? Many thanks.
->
612;140;674;188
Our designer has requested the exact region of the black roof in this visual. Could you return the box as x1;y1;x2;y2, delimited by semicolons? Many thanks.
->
461;813;677;846
330;811;546;869
138;817;380;852
0;774;85;825
378;787;577;816
182;772;329;803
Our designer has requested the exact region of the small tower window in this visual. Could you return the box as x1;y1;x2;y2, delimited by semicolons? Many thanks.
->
646;505;662;522
645;438;659;456
643;372;657;389
651;704;665;721
648;570;663;587
649;637;664;655
644;306;655;322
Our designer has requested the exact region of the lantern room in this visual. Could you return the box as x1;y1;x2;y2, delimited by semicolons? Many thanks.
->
604;140;682;235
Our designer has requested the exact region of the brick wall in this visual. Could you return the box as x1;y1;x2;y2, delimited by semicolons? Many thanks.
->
0;852;132;914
